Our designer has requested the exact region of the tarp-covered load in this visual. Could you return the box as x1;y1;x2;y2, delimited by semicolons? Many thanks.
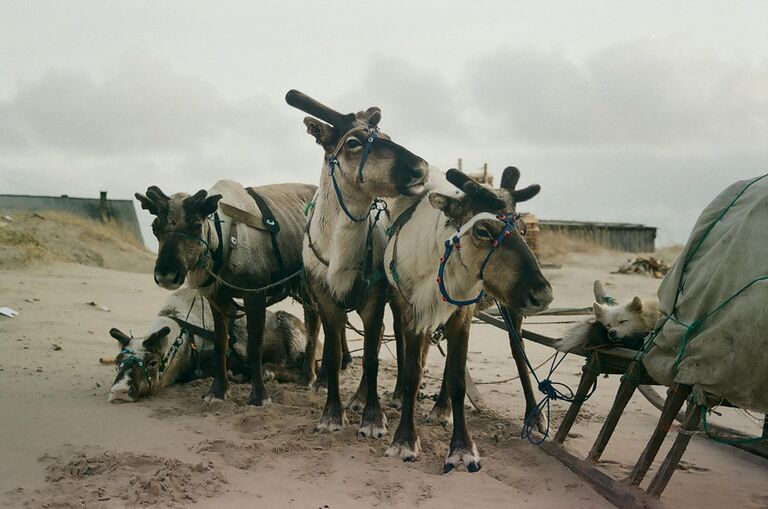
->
643;175;768;413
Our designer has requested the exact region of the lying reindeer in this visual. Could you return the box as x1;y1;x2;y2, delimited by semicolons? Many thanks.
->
108;288;310;403
383;167;553;472
136;179;320;405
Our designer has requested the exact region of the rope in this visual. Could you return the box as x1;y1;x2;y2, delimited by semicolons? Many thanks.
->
474;353;558;385
498;303;596;445
203;266;304;294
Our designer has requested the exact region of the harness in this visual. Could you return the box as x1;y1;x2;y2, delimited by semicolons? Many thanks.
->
386;199;422;301
327;126;381;222
436;212;523;306
117;348;154;387
177;188;304;296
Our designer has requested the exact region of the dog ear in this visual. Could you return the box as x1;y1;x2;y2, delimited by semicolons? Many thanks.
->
593;303;604;319
628;296;643;312
303;117;337;151
110;328;132;348
143;326;171;352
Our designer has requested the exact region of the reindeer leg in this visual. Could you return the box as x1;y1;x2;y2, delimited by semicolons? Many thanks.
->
315;302;348;432
386;327;425;462
443;309;481;473
506;308;545;433
245;294;270;406
387;302;405;409
204;294;231;403
357;286;388;439
427;362;452;427
299;306;321;387
341;327;353;370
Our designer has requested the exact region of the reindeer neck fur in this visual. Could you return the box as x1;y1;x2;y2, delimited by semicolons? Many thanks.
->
305;162;385;301
386;172;483;333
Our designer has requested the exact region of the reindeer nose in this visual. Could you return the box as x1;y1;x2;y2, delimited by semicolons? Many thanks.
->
154;270;184;290
108;386;133;403
408;161;428;185
608;329;618;339
524;284;553;313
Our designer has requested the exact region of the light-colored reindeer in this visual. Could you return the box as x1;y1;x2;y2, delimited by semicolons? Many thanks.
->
135;180;320;405
383;167;553;472
285;90;429;438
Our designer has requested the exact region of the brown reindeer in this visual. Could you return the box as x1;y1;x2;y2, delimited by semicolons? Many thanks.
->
383;167;553;472
285;90;428;438
135;180;320;405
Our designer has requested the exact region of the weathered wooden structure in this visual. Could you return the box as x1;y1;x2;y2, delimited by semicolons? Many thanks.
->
540;220;656;253
0;192;143;245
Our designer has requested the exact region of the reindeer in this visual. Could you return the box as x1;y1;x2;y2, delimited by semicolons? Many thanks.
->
108;288;311;403
383;166;553;472
135;180;320;405
285;90;428;438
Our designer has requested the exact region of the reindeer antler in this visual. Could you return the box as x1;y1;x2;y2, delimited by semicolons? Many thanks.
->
445;168;506;211
285;90;356;128
500;166;521;191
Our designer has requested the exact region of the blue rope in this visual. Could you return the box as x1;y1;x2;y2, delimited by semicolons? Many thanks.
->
498;303;596;445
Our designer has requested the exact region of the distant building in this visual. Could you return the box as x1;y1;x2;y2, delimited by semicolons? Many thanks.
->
540;219;656;253
0;192;143;245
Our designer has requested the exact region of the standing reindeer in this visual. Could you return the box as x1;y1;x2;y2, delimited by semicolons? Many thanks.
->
383;167;553;472
285;90;428;438
135;180;319;405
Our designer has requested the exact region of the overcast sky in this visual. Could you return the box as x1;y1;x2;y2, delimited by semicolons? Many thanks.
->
1;1;766;250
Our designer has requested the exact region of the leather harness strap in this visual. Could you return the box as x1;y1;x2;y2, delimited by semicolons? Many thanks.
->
246;188;287;278
201;212;225;288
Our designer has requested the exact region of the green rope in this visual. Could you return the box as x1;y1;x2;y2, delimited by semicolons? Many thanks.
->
636;173;768;443
304;200;316;216
699;403;767;445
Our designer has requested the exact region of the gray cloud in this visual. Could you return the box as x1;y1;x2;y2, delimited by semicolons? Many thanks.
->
465;40;768;148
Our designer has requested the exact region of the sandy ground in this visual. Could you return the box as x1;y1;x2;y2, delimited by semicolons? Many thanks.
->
1;248;767;508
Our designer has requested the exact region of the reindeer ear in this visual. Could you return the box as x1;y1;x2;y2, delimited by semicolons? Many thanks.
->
110;328;132;348
511;184;541;204
303;117;336;149
366;107;381;127
593;303;604;319
428;192;464;218
500;166;521;191
143;326;171;352
628;297;643;312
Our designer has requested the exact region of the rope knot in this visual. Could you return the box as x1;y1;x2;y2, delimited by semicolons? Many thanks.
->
538;379;559;400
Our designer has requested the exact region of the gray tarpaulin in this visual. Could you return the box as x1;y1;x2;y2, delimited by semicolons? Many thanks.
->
643;175;768;413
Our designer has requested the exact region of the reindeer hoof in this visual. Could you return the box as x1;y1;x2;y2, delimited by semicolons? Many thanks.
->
347;393;366;413
385;437;421;462
426;404;452;427
203;382;230;403
386;392;402;409
341;353;353;370
443;444;481;473
262;369;275;382
248;387;271;406
203;392;227;404
314;407;348;433
358;407;388;439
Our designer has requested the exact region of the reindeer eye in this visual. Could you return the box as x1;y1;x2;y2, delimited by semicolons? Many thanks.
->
346;137;362;150
473;226;493;240
619;320;628;325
